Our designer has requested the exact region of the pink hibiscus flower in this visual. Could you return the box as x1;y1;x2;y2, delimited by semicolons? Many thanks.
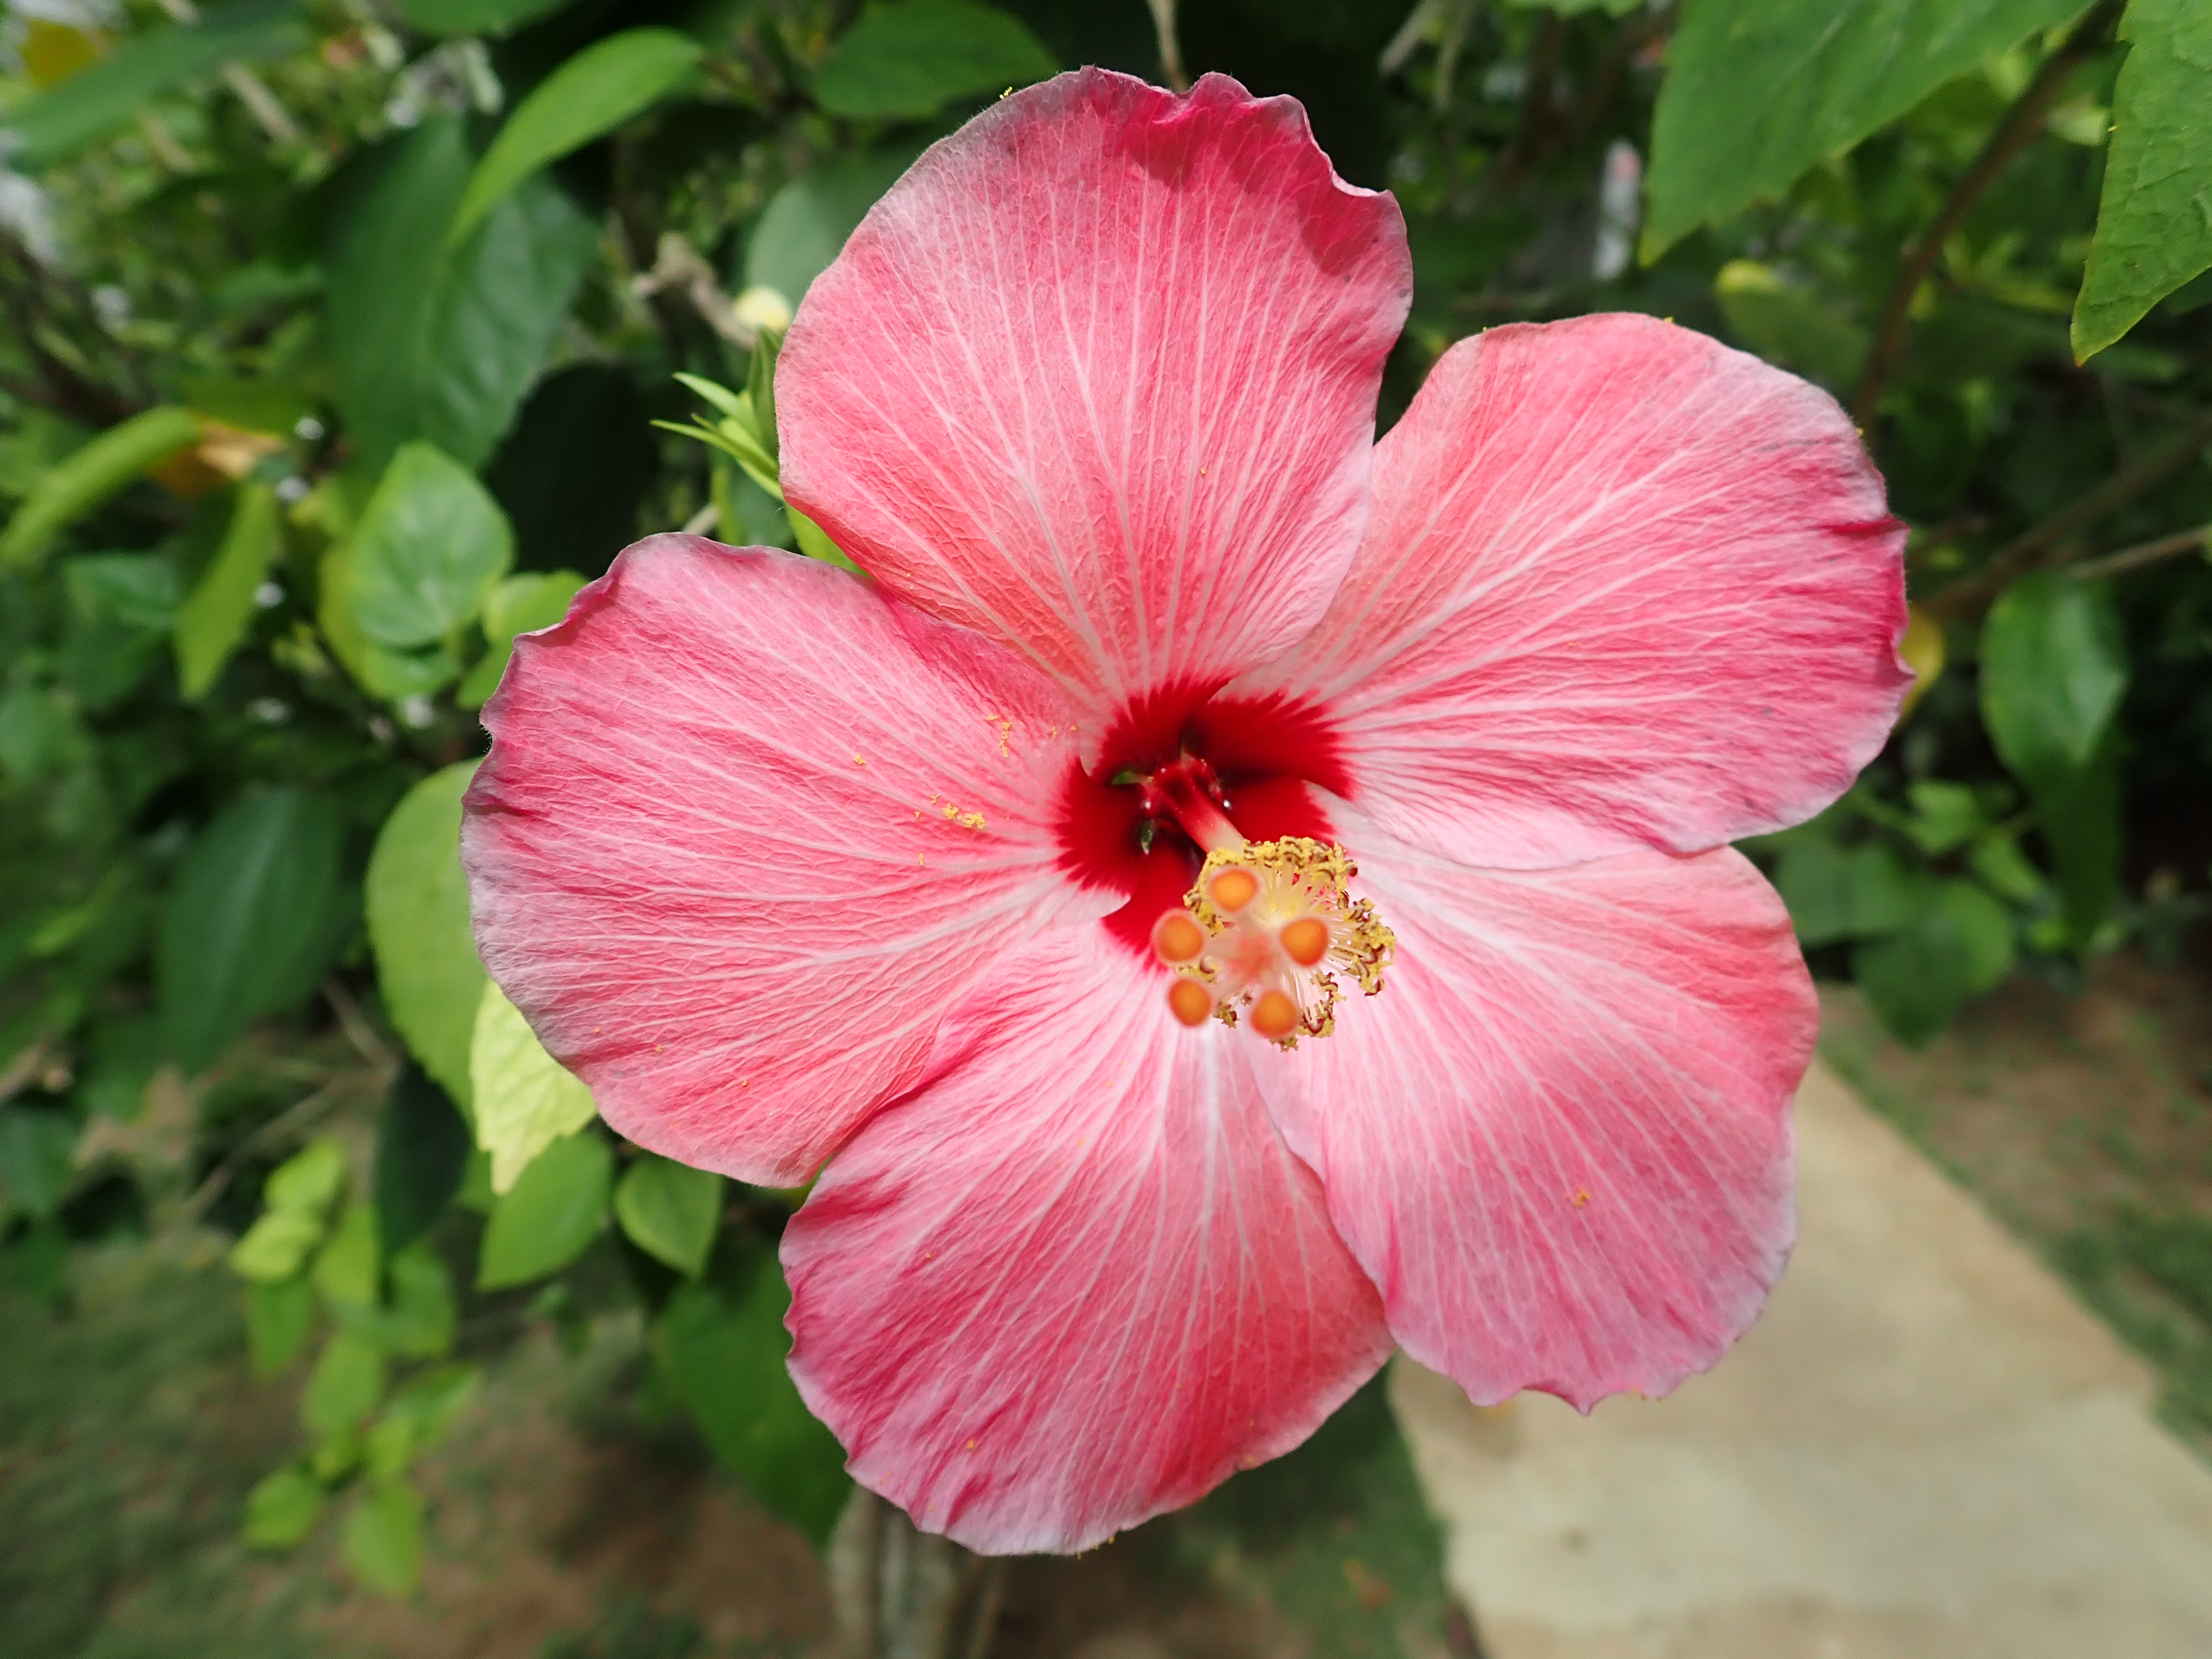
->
462;70;1908;1554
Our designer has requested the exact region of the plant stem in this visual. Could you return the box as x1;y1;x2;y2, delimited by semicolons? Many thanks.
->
1851;0;2122;432
2065;524;2211;584
828;1490;1002;1659
1147;0;1190;93
1925;405;2212;617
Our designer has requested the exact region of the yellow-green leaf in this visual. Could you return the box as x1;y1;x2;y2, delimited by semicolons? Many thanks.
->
0;406;201;571
175;483;280;698
366;765;487;1105
470;981;595;1193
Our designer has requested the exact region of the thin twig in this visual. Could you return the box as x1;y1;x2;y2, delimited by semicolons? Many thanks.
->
322;975;397;1073
1495;13;1567;184
1146;0;1190;93
1380;0;1447;75
2065;524;2211;584
178;1078;348;1224
961;1558;1007;1659
1925;405;2212;617
1852;0;2122;431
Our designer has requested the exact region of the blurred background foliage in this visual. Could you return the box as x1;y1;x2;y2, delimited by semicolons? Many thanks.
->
0;0;2207;1636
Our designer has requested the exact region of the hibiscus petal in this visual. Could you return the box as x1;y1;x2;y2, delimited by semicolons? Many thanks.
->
1238;314;1910;869
1251;819;1813;1410
462;535;1107;1187
778;69;1411;738
782;930;1393;1554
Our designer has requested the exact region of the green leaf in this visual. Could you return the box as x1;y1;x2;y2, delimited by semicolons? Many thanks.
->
242;1465;325;1551
175;483;281;698
180;372;316;437
375;1068;474;1258
393;0;571;35
345;444;513;651
456;569;586;707
364;1364;479;1479
158;789;351;1072
328;119;598;473
791;508;862;573
452;30;702;244
1979;573;2130;785
2030;732;2123;946
1901;779;1990;855
366;764;487;1104
0;406;201;572
1643;0;2087;257
813;0;1055;119
62;552;178;709
229;1209;326;1283
743;145;925;314
0;2;309;171
302;1328;388;1439
317;541;461;703
65;550;181;632
1968;831;2048;903
471;982;597;1194
1712;260;1869;390
1853;879;2016;1045
476;1130;612;1290
311;1203;381;1310
1773;837;1924;946
614;1154;723;1277
266;1139;347;1215
342;1479;425;1597
658;1265;849;1545
2074;0;2212;357
246;1277;319;1375
379;1244;459;1360
0;1108;78;1219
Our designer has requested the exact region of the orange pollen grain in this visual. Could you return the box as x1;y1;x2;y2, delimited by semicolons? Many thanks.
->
1166;978;1215;1027
1151;910;1208;966
1250;989;1300;1040
1279;915;1331;967
1207;866;1260;912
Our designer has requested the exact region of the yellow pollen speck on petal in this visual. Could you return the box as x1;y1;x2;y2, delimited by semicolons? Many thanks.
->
966;1439;977;1449
1279;915;1330;967
1166;978;1214;1027
1250;989;1299;1040
1573;1188;1591;1208
1208;866;1260;912
853;753;867;765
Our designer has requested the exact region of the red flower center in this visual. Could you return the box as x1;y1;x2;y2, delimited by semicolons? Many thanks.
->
1055;682;1353;954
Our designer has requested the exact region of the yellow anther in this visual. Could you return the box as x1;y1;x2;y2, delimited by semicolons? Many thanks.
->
1207;865;1260;912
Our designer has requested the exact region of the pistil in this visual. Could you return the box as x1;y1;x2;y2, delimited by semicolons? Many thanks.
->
1134;754;1246;855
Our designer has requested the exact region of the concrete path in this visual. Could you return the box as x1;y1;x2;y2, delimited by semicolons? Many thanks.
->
1390;1061;2212;1658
